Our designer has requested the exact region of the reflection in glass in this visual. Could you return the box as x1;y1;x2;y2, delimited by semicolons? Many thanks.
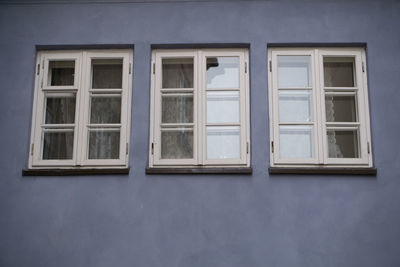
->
90;96;121;124
45;95;76;124
207;91;239;123
162;58;193;88
88;130;120;159
280;126;313;158
92;59;123;89
162;94;193;124
206;57;239;89
206;126;240;159
42;131;74;159
279;90;312;123
324;57;355;87
161;130;193;159
48;61;75;86
325;95;357;122
278;56;311;88
327;130;359;158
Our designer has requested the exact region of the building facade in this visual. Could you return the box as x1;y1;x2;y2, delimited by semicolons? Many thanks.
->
1;0;400;266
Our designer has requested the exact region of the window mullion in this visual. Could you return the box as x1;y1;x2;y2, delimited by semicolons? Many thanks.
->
314;49;326;164
197;50;204;166
75;52;87;166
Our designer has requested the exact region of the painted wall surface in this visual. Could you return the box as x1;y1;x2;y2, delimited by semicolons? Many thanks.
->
1;1;400;266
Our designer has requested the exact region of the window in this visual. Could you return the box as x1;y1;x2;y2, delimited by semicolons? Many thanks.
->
149;49;250;168
29;50;133;168
268;47;373;168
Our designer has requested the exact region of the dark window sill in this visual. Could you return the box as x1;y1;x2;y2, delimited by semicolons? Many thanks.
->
269;167;377;175
22;168;130;176
146;167;252;175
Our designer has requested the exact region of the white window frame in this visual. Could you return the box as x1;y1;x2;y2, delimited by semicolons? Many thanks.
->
29;49;133;169
268;47;373;168
149;48;250;168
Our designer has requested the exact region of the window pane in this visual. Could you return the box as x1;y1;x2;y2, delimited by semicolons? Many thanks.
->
91;59;123;89
90;96;121;124
207;91;239;123
325;95;357;122
278;56;311;88
88;130;120;159
280;126;313;158
327;130;359;158
206;126;240;159
48;60;75;86
45;95;76;124
162;58;193;88
161;94;193;123
279;90;312;123
324;57;355;87
42;131;74;160
161;129;193;159
206;57;239;89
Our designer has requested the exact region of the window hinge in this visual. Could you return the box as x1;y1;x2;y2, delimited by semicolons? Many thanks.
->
129;63;132;74
153;63;155;74
246;142;249;154
245;62;247;74
151;142;154;155
31;143;34;155
36;64;40;75
126;143;129;155
362;62;365;72
269;60;272;72
271;141;274;153
367;141;370;154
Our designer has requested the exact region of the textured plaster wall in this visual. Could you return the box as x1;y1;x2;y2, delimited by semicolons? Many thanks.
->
0;1;400;267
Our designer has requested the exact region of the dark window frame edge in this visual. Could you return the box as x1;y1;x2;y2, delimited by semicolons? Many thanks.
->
269;167;377;175
146;167;252;175
22;168;130;176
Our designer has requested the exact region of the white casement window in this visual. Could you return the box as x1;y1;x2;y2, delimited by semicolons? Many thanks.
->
29;50;133;168
149;49;250;167
268;47;373;167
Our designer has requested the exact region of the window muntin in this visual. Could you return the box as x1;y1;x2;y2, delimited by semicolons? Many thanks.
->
269;48;372;167
29;50;133;168
150;49;250;167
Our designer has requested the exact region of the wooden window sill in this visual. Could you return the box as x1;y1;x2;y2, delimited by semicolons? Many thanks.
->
22;168;130;176
146;167;252;175
269;167;377;175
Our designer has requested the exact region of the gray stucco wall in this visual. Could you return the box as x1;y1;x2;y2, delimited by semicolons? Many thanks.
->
1;1;400;266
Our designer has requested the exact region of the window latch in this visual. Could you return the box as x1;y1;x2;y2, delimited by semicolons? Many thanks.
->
269;60;272;72
245;62;247;74
151;143;154;155
153;63;155;74
31;144;34;155
271;141;274;153
129;63;132;74
126;143;129;155
246;142;249;154
367;142;370;154
362;62;365;72
36;64;40;75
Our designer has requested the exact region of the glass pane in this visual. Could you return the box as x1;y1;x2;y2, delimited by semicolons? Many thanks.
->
279;90;312;123
206;57;239;89
325;95;357;122
280;126;313;158
161;129;193;159
88;130;120;159
48;60;75;86
324;57;355;87
42;131;74;160
207;91;239;123
278;56;311;88
162;58;193;88
90;96;121;124
161;94;193;123
327;130;359;158
206;126;240;159
45;95;76;124
92;59;123;89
